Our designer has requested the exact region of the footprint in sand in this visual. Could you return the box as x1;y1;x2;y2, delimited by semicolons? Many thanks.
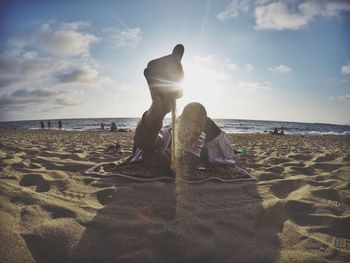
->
314;154;337;162
270;179;304;199
306;179;336;187
20;174;50;192
267;158;291;165
288;153;313;161
95;187;116;205
290;166;315;176
41;203;76;219
312;163;340;172
311;188;340;202
265;165;285;174
284;199;314;215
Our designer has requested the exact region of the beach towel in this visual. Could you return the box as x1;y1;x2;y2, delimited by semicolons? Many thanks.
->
85;157;256;183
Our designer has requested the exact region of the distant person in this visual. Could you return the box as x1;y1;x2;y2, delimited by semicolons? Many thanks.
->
48;120;51;129
280;127;284;135
100;122;105;130
110;122;118;132
269;127;278;135
58;120;62;130
40;121;45;129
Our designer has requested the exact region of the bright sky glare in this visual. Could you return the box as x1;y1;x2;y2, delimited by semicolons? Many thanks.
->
0;0;349;124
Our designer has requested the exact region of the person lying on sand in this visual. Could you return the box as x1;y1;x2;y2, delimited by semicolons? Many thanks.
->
132;44;235;175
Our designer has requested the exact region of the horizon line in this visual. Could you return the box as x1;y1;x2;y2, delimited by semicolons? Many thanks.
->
1;116;349;127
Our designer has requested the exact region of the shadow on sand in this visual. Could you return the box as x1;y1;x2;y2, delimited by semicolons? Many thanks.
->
67;177;281;263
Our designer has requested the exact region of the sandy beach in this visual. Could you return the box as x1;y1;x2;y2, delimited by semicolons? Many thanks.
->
0;129;349;263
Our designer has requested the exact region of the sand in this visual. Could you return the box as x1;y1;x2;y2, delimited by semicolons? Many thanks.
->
0;129;349;263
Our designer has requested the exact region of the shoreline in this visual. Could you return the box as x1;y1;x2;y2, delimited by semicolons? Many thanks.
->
1;127;350;136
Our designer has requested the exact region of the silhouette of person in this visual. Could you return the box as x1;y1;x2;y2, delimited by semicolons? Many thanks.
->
280;127;284;135
101;122;105;130
132;44;235;173
110;122;118;132
40;121;45;129
58;120;62;130
48;120;51;129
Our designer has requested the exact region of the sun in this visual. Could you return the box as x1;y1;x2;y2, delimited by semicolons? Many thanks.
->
177;61;223;117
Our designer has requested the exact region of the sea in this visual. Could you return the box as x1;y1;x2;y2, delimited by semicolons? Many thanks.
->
0;118;349;135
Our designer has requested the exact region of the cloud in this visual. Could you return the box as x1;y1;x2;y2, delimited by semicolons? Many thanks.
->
238;81;272;93
341;61;350;74
255;0;350;30
0;50;59;88
268;64;292;73
193;55;236;81
0;88;82;113
217;0;250;21
56;67;113;87
1;21;114;90
244;63;254;71
329;94;350;101
104;27;141;48
34;23;101;56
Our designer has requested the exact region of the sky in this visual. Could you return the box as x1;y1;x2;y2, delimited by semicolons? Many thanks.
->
0;0;349;124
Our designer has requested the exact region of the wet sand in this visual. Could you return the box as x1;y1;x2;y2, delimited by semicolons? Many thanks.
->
0;129;349;263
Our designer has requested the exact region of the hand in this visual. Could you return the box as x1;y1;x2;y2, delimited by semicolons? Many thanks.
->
144;44;185;113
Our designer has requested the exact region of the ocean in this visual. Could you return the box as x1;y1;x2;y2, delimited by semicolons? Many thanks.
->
0;118;349;135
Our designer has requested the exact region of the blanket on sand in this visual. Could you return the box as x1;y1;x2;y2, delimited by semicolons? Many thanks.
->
85;157;256;183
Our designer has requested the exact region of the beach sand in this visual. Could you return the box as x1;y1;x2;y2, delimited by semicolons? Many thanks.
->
0;129;349;263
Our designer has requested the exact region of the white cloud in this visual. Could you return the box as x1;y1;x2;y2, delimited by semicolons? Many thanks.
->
341;61;350;74
0;21;122;120
0;48;111;90
0;50;60;88
255;1;350;30
268;64;292;73
0;21;114;91
244;63;254;71
193;55;236;81
34;23;100;56
104;27;141;48
329;94;350;101
238;81;272;93
217;0;250;21
255;2;311;30
56;67;113;87
0;88;82;113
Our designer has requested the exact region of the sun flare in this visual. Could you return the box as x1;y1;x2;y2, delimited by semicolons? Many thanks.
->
178;61;224;116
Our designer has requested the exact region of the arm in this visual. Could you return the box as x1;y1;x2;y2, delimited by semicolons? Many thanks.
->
203;117;221;142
